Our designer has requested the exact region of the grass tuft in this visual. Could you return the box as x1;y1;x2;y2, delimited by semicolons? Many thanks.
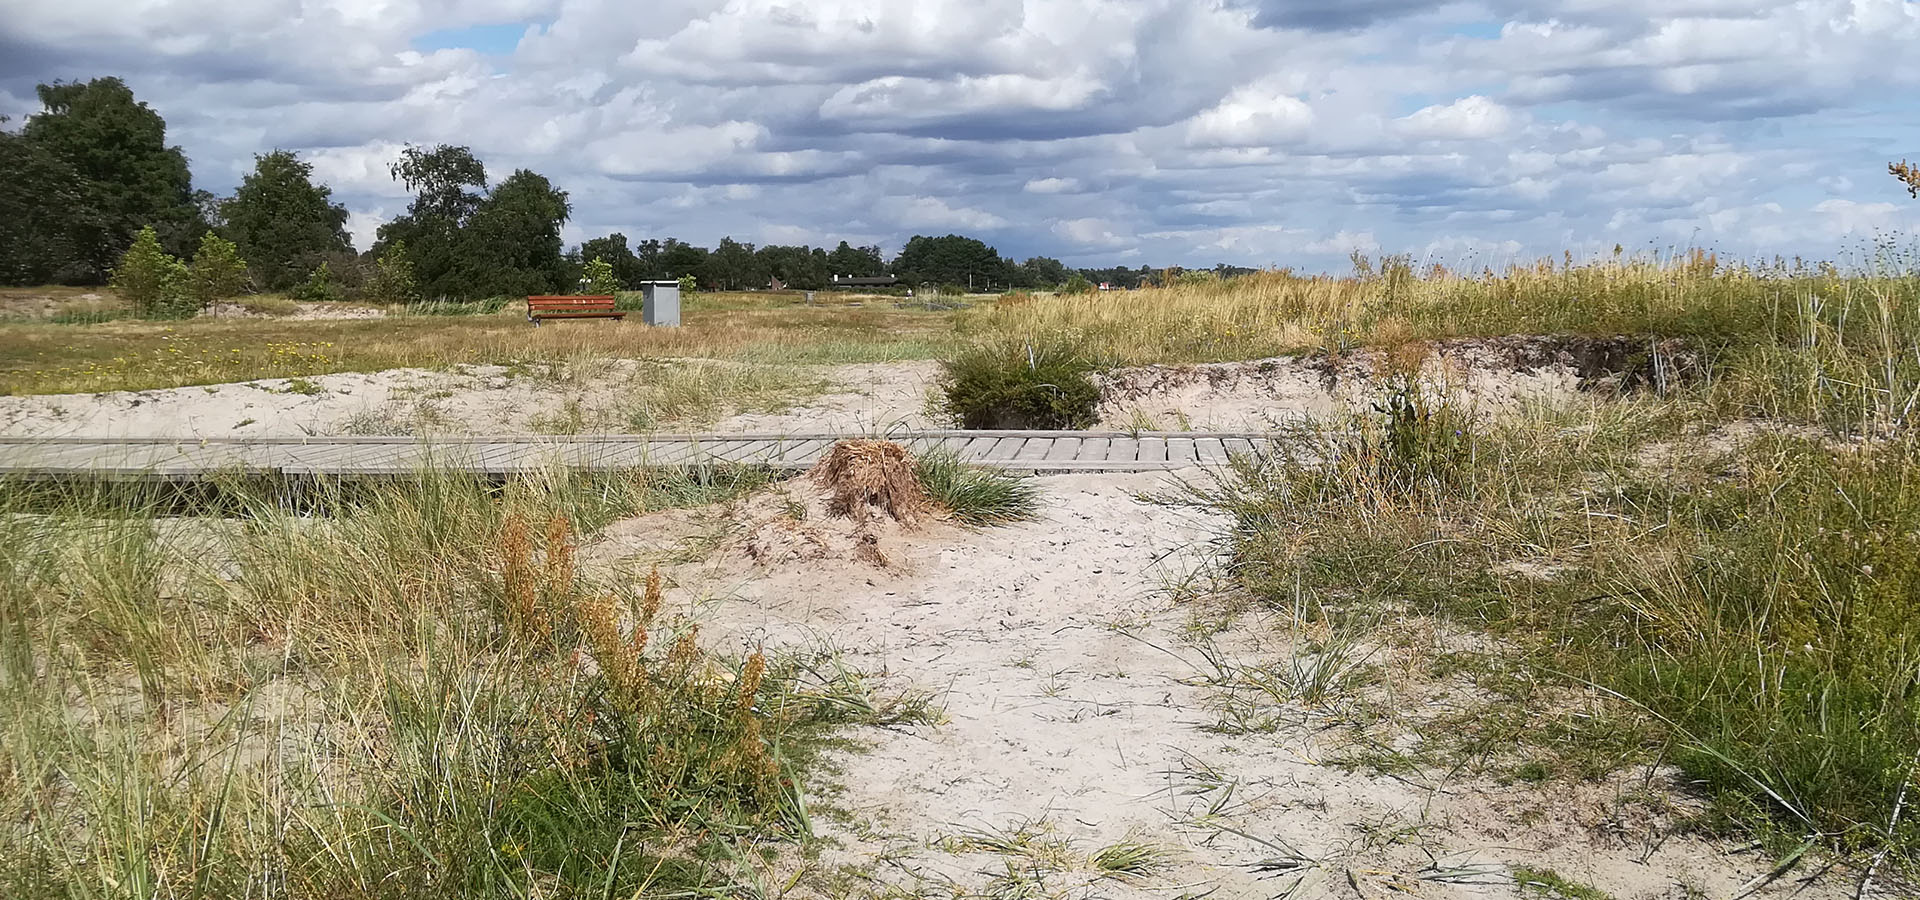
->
1089;840;1168;878
915;449;1041;526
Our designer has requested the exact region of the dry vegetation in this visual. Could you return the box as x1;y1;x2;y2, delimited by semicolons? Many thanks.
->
0;467;948;898
3;251;1919;894
0;291;950;396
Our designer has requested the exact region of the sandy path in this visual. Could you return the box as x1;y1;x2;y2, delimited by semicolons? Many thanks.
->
626;473;1849;900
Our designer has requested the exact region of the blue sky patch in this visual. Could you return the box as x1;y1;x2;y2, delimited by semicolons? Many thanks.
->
412;23;532;56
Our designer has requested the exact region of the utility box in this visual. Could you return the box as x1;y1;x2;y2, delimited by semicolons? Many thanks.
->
640;281;681;327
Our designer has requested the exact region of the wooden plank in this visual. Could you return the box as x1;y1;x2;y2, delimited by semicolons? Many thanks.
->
934;435;976;455
958;436;1000;460
641;440;702;466
983;437;1028;461
712;439;774;463
0;431;1321;479
1043;437;1082;461
0;441;153;471
769;438;827;466
1014;438;1055;461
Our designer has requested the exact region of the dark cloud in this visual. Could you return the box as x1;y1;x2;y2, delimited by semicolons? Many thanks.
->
1232;0;1457;31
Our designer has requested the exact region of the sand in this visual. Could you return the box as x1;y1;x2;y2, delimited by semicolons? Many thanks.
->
588;471;1864;900
0;360;942;438
1;337;1654;439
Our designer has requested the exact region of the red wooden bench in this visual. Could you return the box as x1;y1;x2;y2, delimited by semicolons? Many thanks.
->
525;295;625;325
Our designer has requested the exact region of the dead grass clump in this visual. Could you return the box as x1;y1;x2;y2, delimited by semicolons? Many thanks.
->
809;439;932;524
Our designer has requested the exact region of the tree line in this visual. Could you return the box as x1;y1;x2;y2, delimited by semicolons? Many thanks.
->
1;76;1253;303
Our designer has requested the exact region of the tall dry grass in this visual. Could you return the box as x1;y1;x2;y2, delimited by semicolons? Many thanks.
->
0;299;952;396
1186;394;1920;869
0;467;922;898
964;251;1920;432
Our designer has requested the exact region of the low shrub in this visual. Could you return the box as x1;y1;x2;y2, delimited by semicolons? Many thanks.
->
186;232;251;307
291;261;344;303
362;241;420;304
582;257;620;295
940;337;1102;430
109;225;196;318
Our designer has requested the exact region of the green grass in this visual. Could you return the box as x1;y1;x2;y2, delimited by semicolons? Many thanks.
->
0;467;911;897
915;449;1042;526
1512;866;1615;900
1181;346;1920;865
939;335;1102;429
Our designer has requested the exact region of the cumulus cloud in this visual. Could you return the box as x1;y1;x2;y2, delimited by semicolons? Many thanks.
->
1185;85;1315;148
1396;95;1515;140
1025;177;1082;194
0;0;1915;270
880;196;1009;231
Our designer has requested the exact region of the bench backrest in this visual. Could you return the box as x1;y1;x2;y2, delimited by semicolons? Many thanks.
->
527;294;618;312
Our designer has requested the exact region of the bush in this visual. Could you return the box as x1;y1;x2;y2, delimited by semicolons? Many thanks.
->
1059;273;1094;294
291;261;344;303
582;257;620;295
186;232;251;307
109;226;196;318
941;337;1102;430
364;241;420;304
677;275;698;295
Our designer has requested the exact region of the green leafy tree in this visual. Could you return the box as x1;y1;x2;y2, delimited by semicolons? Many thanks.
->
659;239;710;284
580;233;646;288
454;169;572;297
110;225;194;317
892;234;1007;289
826;241;885;278
707;237;761;290
1017;256;1069;288
364;241;419;303
220;150;351;289
186;232;250;306
375;144;488;299
755;244;830;290
292;261;343;303
21;78;203;280
582;257;620;295
0;126;94;284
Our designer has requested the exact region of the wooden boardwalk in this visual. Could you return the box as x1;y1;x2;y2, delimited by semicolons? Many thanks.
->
0;432;1283;479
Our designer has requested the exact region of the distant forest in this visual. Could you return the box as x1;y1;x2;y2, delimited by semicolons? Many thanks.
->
0;77;1256;299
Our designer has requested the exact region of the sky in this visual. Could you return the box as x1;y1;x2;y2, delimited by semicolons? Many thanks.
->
4;0;1920;272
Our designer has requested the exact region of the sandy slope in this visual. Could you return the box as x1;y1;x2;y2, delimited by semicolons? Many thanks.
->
0;361;942;438
1;345;1617;439
596;472;1857;900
